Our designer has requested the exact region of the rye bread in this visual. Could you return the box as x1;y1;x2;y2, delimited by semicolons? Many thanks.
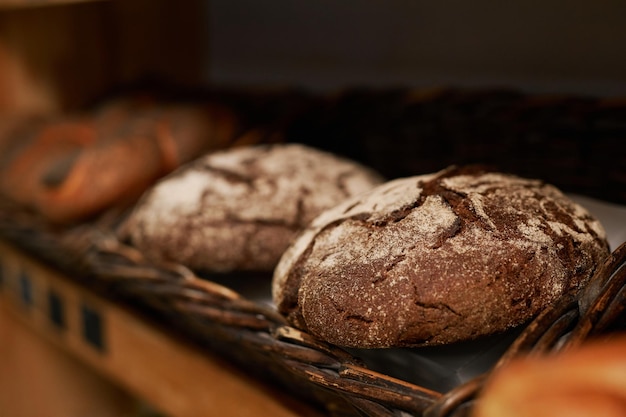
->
123;143;384;272
272;166;610;348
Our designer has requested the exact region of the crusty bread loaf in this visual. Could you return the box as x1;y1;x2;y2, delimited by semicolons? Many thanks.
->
122;143;384;273
272;166;609;348
0;117;98;214
0;99;239;224
474;335;626;417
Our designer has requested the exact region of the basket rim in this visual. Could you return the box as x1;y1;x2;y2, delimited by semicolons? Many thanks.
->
0;205;625;417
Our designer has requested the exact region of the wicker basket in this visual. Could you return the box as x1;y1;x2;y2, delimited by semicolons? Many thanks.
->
1;88;625;417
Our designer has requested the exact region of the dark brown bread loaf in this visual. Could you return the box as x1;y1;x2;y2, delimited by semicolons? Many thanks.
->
123;143;384;273
272;166;610;348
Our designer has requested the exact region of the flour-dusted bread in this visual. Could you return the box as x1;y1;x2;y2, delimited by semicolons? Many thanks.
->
273;166;610;348
123;143;384;273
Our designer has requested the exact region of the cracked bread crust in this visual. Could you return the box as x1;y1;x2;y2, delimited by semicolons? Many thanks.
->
123;143;384;272
272;166;610;348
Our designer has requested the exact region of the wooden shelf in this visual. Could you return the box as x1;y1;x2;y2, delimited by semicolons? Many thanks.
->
0;0;104;9
0;240;322;417
0;0;208;117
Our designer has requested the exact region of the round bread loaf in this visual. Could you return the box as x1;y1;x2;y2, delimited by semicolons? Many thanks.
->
123;143;384;272
272;166;609;348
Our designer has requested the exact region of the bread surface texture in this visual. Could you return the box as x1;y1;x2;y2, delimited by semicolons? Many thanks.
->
272;166;609;348
124;143;384;272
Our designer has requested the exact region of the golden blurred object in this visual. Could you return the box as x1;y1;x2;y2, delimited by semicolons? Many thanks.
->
474;335;626;417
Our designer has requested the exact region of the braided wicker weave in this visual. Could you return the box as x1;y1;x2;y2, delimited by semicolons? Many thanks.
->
1;88;625;417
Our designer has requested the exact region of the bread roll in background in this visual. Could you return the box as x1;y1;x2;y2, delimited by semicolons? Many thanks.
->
122;143;384;273
273;166;610;348
0;97;240;225
0;117;98;215
473;334;626;417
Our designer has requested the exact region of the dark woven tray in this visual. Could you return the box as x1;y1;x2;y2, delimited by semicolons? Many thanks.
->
1;198;624;417
1;87;626;416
